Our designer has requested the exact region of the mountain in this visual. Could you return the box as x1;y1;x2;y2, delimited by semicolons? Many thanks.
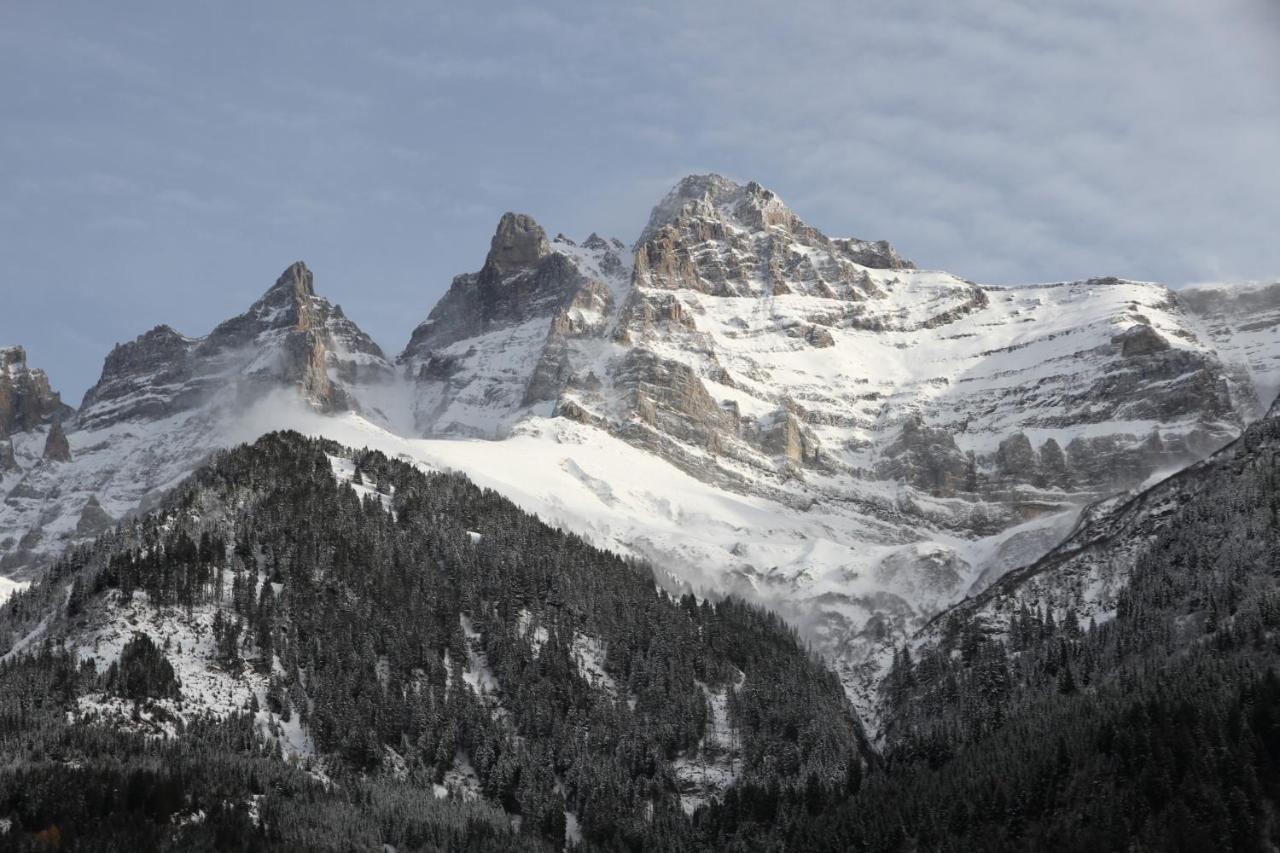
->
398;213;629;437
0;431;865;849
2;173;1279;850
78;260;390;429
2;175;1278;728
0;262;393;579
386;174;1275;717
903;383;1280;669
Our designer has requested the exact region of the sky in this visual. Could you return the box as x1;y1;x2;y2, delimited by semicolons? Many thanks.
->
3;1;1278;402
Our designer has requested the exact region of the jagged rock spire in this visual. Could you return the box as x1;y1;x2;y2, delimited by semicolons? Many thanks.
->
0;345;73;435
267;260;316;300
43;418;71;462
484;213;550;276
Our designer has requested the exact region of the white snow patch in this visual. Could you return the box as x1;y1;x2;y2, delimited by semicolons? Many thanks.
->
571;632;617;696
459;614;501;697
673;670;745;815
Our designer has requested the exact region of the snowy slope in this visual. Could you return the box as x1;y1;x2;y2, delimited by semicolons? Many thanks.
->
1180;280;1280;413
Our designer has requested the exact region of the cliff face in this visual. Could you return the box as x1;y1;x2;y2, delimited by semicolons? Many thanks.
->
0;346;72;437
398;215;628;437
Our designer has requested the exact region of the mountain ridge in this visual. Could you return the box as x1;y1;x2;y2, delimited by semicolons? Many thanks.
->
2;173;1277;729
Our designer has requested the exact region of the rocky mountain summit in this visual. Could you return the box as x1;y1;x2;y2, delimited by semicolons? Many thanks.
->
0;262;392;577
0;346;72;438
377;175;1274;715
79;260;391;430
398;213;627;436
1;175;1277;722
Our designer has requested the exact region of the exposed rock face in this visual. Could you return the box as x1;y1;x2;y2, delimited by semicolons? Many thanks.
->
399;217;627;436
402;214;578;357
994;433;1037;481
42;419;71;462
758;409;822;467
0;438;16;473
627;175;911;307
0;347;73;435
1038;438;1070;488
75;495;113;536
1113;322;1170;357
487;212;551;275
635;174;913;272
615;349;737;452
77;325;196;425
383;174;1272;721
78;261;392;429
877;416;971;495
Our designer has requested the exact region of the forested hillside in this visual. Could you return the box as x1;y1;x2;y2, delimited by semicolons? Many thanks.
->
5;415;1280;850
0;432;866;851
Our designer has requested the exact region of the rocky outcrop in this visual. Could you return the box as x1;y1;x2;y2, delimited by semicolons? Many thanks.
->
42;419;71;462
0;346;73;435
199;261;390;412
636;174;913;272
77;325;196;425
400;215;627;436
487;212;551;275
401;214;589;358
615;350;737;452
877;416;972;496
1038;438;1070;488
1112;322;1170;357
994;433;1037;481
75;495;113;536
0;437;16;473
628;175;909;306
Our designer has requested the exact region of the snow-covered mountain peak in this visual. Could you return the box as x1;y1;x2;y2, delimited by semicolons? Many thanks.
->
4;178;1279;728
637;173;912;274
77;261;390;431
396;211;632;436
0;263;395;579
637;173;746;245
484;211;552;277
